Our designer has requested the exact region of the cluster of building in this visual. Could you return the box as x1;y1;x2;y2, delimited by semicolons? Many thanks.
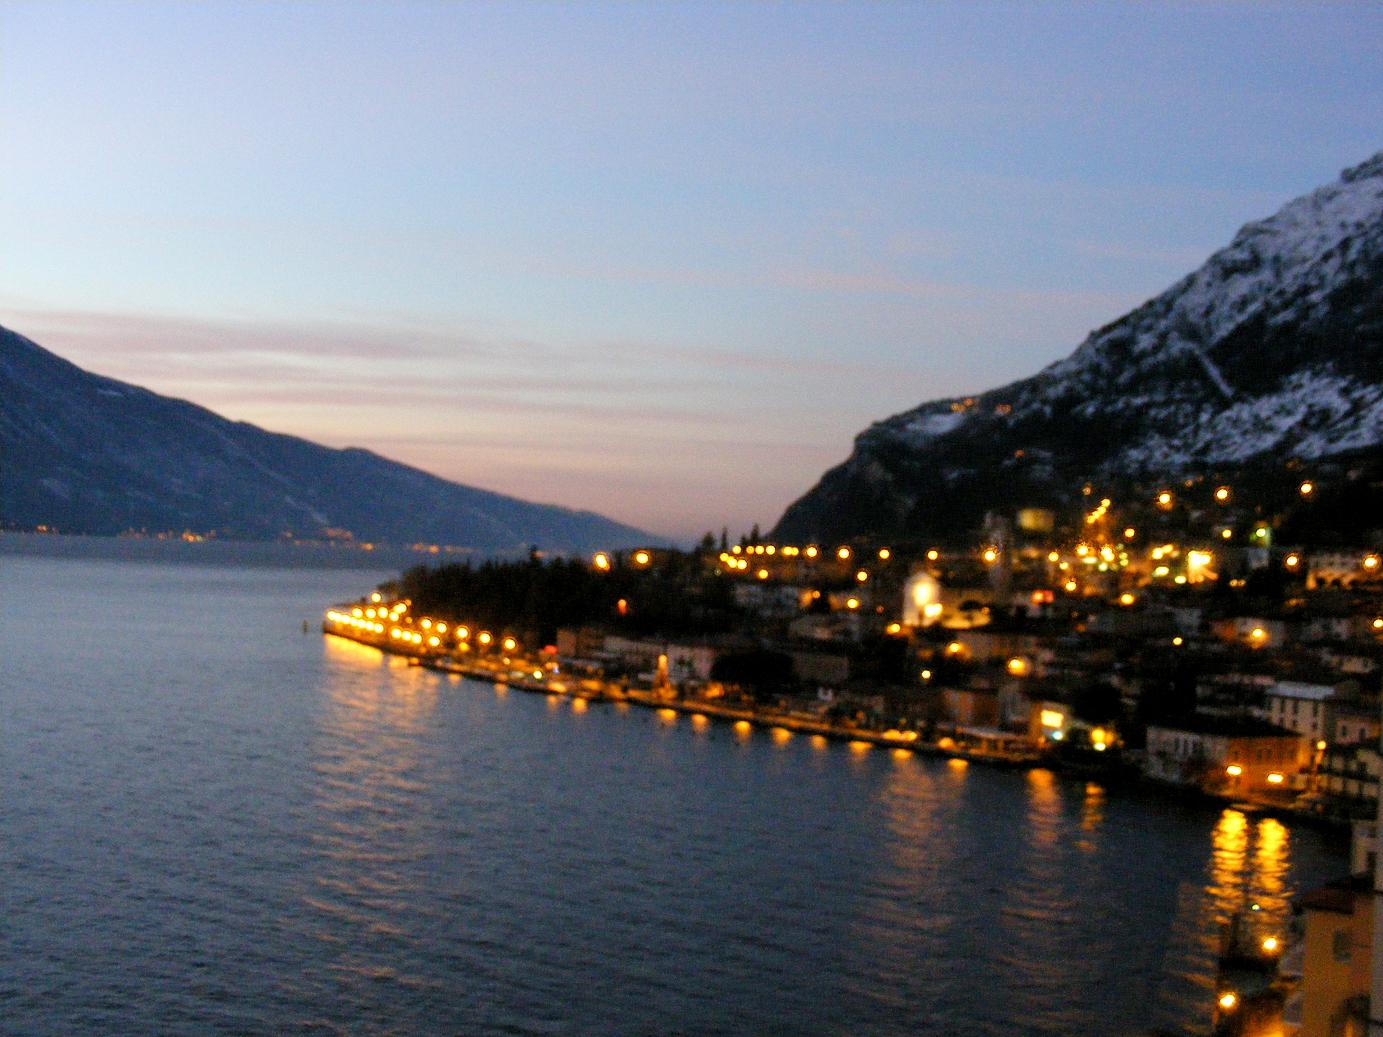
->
573;474;1383;819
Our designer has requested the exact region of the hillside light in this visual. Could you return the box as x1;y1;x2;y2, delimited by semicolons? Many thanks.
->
1157;491;1174;509
1172;636;1184;646
805;546;819;558
1226;764;1243;777
1124;527;1136;539
593;552;611;571
1262;936;1280;954
878;548;891;560
856;570;868;583
1250;627;1268;644
1215;486;1231;503
1373;618;1383;630
1299;481;1314;496
634;550;651;566
837;546;851;561
920;669;932;681
1365;555;1381;572
1267;772;1285;785
478;631;492;645
1219;992;1238;1012
1006;657;1028;676
502;637;517;652
456;626;469;640
1119;592;1136;606
1048;551;1060;563
926;549;939;562
1285;553;1301;568
757;568;769;580
982;547;999;564
1221;528;1233;540
845;597;860;610
1316;739;1328;751
370;592;382;603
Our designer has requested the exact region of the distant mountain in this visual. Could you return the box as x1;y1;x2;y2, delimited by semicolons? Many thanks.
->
0;325;657;554
775;153;1383;543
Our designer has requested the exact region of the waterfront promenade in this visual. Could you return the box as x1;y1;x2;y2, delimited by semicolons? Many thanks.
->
321;606;1043;766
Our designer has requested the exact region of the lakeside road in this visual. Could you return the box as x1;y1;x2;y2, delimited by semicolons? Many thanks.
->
320;619;1350;832
321;620;1042;764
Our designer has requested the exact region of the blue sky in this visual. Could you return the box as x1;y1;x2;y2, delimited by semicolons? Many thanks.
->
3;2;1380;540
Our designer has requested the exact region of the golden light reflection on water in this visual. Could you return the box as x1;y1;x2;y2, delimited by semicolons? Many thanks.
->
1077;782;1106;853
1025;768;1062;849
770;726;792;746
571;697;588;714
305;637;443;986
1203;810;1293;928
810;734;828;750
690;713;709;732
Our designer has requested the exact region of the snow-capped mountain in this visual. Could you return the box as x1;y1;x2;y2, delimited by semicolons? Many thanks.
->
775;153;1383;543
0;325;657;554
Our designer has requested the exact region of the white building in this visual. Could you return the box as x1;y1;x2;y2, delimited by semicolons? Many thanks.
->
1265;681;1338;743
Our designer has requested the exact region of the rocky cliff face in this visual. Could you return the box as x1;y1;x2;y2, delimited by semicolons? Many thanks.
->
774;154;1383;543
0;326;656;554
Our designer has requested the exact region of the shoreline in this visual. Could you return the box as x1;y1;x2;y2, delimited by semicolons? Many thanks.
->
322;623;1355;831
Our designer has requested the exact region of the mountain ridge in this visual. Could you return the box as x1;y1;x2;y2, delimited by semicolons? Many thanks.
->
0;324;658;554
773;153;1383;543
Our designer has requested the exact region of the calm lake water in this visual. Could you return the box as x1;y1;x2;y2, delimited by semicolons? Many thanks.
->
1;551;1348;1036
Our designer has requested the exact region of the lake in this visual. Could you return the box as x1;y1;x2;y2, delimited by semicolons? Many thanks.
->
0;549;1347;1035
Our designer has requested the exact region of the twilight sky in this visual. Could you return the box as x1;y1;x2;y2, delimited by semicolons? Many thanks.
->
3;2;1381;541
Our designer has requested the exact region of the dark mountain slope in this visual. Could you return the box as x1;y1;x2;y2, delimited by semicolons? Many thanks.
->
775;153;1383;543
0;325;657;554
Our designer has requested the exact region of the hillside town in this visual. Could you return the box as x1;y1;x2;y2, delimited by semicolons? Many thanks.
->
338;460;1383;817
